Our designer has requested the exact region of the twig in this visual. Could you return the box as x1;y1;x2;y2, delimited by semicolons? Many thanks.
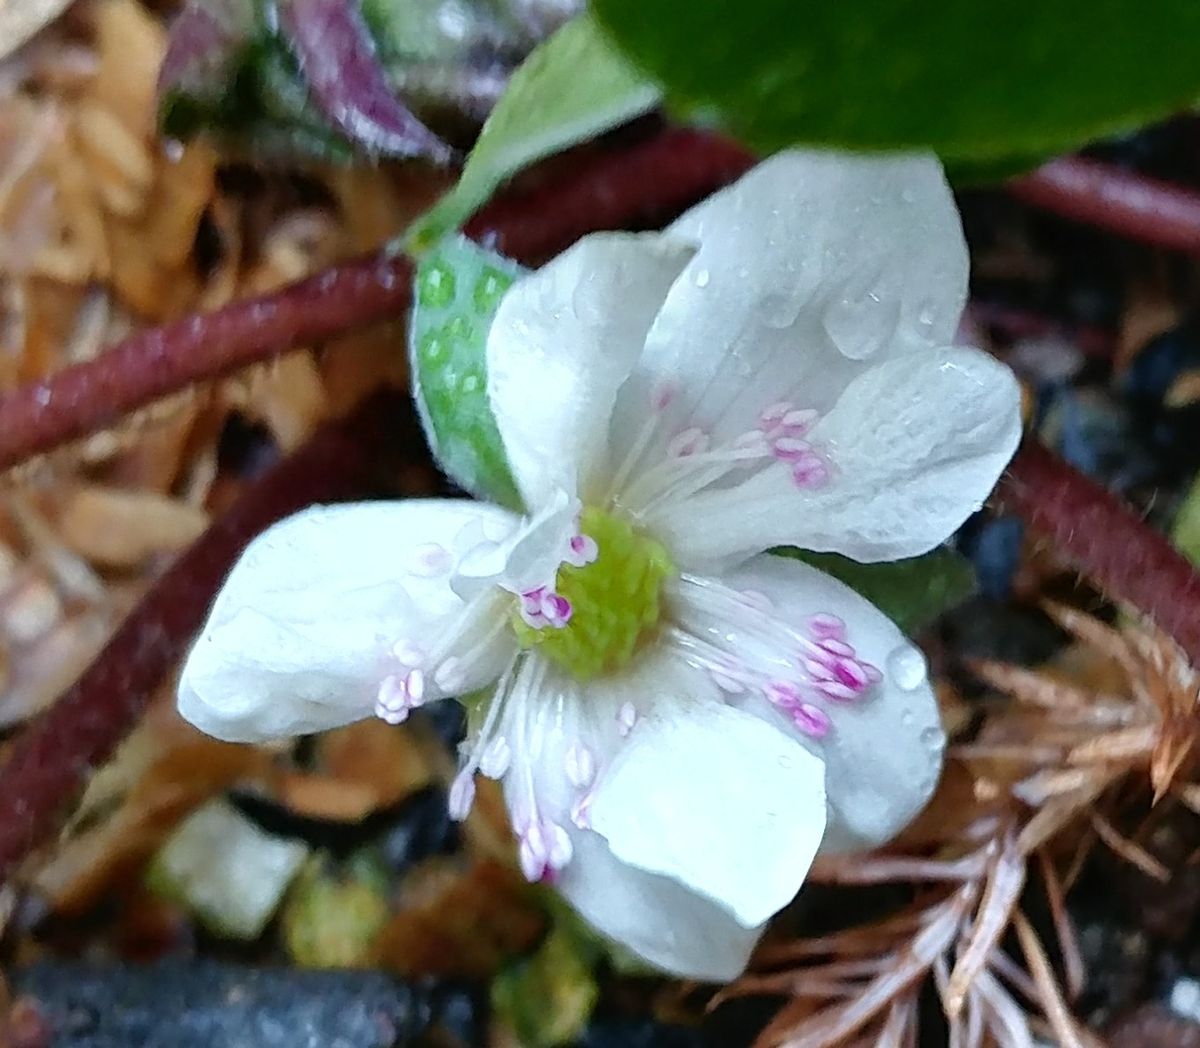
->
998;441;1200;668
0;390;423;883
0;128;753;473
1010;157;1200;253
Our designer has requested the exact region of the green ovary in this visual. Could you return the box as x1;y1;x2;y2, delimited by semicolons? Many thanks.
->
511;508;674;680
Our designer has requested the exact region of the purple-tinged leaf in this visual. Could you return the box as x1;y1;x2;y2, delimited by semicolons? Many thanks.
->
279;0;456;164
158;0;256;101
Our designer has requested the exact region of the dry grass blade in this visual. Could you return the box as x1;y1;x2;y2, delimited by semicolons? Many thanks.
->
808;850;990;885
1089;811;1170;881
945;830;1026;1018
970;658;1101;711
973;968;1034;1048
1038;850;1085;1000
1068;723;1158;764
766;889;972;1048
1012;912;1090;1048
875;997;916;1048
1177;782;1200;813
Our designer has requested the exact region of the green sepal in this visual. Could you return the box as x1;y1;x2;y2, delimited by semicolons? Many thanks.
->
409;236;526;509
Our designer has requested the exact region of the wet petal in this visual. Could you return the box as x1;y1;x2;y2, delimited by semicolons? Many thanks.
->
559;832;764;980
608;150;968;476
179;500;518;742
684;553;946;852
487;232;694;511
654;346;1021;567
589;697;826;927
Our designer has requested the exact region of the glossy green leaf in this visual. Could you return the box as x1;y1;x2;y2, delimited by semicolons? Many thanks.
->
777;547;976;633
409;236;525;508
592;1;1200;163
407;14;660;250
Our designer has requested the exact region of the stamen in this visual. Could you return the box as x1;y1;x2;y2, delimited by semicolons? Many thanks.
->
570;790;594;829
604;385;675;502
479;735;512;778
566;532;599;567
564;740;596;788
448;769;476;821
616;701;638;736
392;640;424;665
666;427;710;458
663;575;884;740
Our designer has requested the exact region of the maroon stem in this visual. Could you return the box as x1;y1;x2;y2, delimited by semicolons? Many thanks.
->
0;128;753;474
0;256;414;473
1010;157;1200;253
0;390;418;882
998;441;1200;666
0;127;754;881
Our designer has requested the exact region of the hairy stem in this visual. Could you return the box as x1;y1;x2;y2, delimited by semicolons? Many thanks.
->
1010;157;1200;253
0;128;753;473
999;441;1200;666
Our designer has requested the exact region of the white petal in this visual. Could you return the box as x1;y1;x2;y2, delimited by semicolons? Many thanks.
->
491;651;817;977
713;554;946;852
608;150;968;471
487;232;694;510
451;488;576;601
178;500;518;742
656;346;1022;567
587;670;826;928
558;832;763;981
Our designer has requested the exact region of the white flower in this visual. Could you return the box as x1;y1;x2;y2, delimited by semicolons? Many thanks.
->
178;150;1021;980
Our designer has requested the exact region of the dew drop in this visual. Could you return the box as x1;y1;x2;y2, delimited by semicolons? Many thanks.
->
920;725;943;750
694;267;711;288
822;282;900;359
886;644;928;690
760;291;803;330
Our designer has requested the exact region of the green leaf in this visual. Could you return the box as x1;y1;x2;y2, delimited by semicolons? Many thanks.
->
407;14;660;250
492;925;601;1047
1172;472;1200;567
281;853;391;969
592;1;1200;163
777;547;976;633
409;236;525;509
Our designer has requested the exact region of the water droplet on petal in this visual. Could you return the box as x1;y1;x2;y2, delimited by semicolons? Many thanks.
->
886;644;928;691
760;291;803;330
822;282;900;359
920;725;944;750
693;267;711;289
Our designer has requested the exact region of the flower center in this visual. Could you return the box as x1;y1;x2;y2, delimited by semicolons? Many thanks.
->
510;507;674;680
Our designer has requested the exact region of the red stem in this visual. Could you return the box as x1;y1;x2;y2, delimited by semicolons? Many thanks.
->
0;127;753;881
1010;157;1200;253
0;390;418;882
999;441;1200;666
0;128;753;473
